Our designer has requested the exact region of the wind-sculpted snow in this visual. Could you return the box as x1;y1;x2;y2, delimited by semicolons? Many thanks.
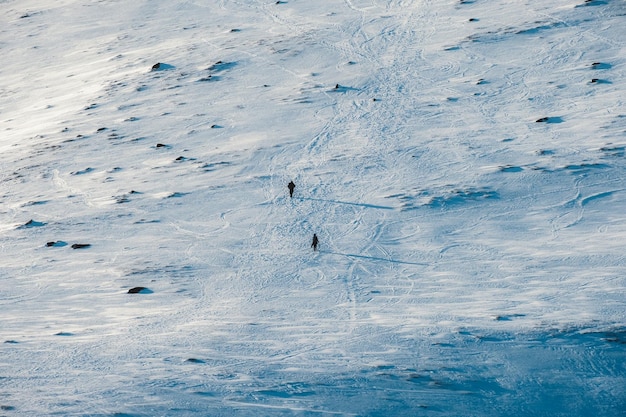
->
1;0;625;415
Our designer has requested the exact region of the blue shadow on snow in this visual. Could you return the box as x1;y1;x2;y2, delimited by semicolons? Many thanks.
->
299;197;395;210
321;251;427;266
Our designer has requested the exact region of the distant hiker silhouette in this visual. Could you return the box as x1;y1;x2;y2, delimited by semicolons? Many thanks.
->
311;234;319;251
288;181;295;198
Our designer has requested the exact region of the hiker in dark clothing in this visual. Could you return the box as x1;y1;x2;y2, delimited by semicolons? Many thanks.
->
288;181;295;198
311;233;319;251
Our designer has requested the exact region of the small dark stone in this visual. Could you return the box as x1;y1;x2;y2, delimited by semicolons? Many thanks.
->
21;219;46;228
151;62;174;71
535;116;563;124
71;243;91;249
46;241;67;247
591;62;611;70
128;287;148;294
155;143;168;148
97;127;107;132
186;358;205;363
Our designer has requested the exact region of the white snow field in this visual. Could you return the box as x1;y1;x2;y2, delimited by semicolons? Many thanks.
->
1;0;625;415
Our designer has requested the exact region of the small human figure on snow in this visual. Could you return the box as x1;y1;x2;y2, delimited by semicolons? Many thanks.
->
311;233;319;251
288;181;295;198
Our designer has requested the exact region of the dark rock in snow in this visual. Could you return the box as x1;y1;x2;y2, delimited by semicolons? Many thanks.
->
19;219;46;229
128;287;152;294
46;241;68;247
207;61;237;72
536;116;563;124
499;165;524;173
186;358;205;364
71;167;94;175
24;200;48;207
151;62;175;71
71;243;91;249
591;62;611;70
576;0;608;7
331;84;357;93
175;156;196;162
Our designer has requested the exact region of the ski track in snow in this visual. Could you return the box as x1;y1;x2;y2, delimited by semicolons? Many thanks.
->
1;0;625;415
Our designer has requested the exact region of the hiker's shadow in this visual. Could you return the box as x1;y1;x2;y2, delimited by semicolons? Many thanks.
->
321;251;427;266
298;197;394;211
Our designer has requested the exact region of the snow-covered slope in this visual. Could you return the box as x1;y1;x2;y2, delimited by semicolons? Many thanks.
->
1;0;625;415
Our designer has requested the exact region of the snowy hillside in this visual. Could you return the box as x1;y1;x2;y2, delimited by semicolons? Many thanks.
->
1;0;625;415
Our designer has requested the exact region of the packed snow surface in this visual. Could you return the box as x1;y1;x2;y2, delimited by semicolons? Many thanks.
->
1;0;625;415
